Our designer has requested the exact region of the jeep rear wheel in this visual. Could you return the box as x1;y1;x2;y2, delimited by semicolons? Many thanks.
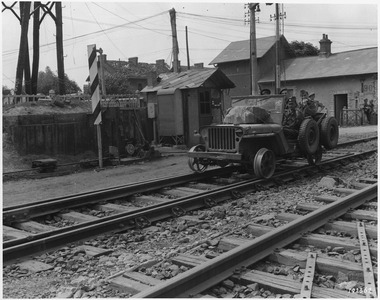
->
298;119;320;154
253;148;276;179
188;144;208;173
320;116;339;149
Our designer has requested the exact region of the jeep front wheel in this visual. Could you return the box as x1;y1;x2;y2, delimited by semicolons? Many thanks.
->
253;148;276;179
298;119;320;154
188;144;208;173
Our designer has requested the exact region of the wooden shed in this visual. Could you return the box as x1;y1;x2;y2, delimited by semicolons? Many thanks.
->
142;68;235;147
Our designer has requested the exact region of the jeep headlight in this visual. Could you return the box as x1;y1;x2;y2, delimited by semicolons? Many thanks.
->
200;128;208;140
235;128;243;137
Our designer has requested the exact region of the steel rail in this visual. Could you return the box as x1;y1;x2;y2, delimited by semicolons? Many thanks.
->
3;166;239;223
3;169;203;211
134;183;377;298
3;149;376;263
335;136;377;148
4;136;376;214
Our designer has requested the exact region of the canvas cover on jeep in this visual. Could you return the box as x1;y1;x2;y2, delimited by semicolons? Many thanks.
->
223;106;272;124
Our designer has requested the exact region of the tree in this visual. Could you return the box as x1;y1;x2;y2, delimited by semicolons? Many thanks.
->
104;72;132;95
37;66;81;95
289;41;319;57
2;85;11;95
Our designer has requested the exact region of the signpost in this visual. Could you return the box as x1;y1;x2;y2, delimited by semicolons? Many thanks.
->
87;44;103;168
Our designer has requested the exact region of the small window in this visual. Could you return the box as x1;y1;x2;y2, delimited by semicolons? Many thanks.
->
200;91;211;115
138;83;143;91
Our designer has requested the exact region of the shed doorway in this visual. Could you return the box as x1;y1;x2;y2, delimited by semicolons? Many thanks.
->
334;94;348;125
199;89;213;127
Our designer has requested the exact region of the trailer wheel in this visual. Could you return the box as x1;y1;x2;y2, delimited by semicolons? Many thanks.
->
253;148;276;179
298;119;320;154
188;144;208;173
126;143;136;156
320;116;339;149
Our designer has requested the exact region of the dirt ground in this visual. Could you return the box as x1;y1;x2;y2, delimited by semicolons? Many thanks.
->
2;125;377;208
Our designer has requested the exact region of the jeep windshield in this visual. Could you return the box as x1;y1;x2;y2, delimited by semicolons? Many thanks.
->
224;96;285;125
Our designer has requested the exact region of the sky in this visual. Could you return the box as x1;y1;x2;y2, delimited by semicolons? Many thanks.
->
1;1;378;90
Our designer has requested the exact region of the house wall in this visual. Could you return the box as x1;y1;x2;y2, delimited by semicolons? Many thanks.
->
218;60;251;96
217;41;292;97
260;74;378;118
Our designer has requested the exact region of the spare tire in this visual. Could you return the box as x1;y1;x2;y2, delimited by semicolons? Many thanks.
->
320;116;339;149
298;118;320;154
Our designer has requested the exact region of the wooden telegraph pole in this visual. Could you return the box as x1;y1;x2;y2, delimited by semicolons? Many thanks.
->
169;8;180;73
14;2;31;95
2;2;65;95
55;2;65;95
274;3;281;94
185;26;190;70
31;2;41;95
248;3;260;96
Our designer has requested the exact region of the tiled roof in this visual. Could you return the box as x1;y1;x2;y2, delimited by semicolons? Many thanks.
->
209;36;278;65
107;61;170;76
141;68;235;93
259;47;377;82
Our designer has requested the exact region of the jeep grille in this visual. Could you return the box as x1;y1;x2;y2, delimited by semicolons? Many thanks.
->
208;127;237;152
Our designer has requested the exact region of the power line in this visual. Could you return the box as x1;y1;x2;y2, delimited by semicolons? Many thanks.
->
85;2;126;60
92;2;169;37
2;9;170;59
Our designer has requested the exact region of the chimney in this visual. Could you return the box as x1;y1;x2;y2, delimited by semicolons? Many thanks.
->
319;34;332;58
147;71;158;87
128;57;138;66
194;63;204;69
156;59;165;69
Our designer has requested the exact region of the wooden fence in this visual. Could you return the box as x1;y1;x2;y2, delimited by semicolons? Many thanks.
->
3;93;142;108
3;93;152;156
3;114;94;155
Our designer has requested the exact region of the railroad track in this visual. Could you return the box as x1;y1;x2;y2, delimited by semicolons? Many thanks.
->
2;136;377;181
3;145;376;263
128;178;377;298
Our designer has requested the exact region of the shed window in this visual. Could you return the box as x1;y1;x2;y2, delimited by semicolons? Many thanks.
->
200;91;211;115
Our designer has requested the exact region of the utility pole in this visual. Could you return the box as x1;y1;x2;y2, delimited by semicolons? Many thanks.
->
31;2;41;95
98;48;107;96
55;2;65;95
14;2;31;95
3;2;66;96
248;3;260;95
275;3;280;94
169;8;180;73
24;39;32;95
185;26;190;70
270;3;286;94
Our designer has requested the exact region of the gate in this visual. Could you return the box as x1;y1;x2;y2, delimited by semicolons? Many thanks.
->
340;108;364;126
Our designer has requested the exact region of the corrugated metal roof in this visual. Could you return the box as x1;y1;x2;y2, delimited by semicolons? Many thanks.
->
259;47;378;82
209;36;277;65
141;68;235;93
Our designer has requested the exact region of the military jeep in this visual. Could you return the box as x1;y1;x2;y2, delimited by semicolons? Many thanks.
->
187;95;339;179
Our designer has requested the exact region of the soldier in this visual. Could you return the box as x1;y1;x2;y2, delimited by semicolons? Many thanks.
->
363;98;371;123
283;96;304;138
300;91;318;117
